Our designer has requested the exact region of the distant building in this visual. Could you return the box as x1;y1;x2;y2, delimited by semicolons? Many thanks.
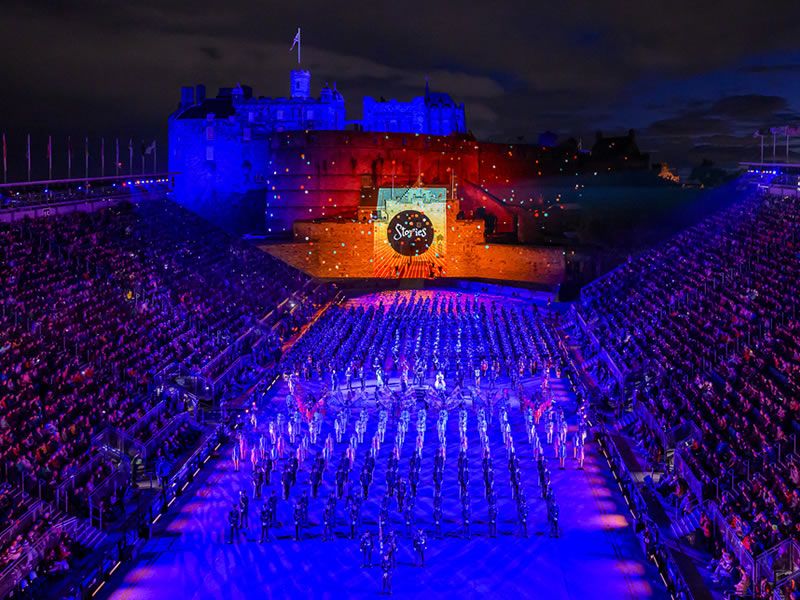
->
590;130;650;171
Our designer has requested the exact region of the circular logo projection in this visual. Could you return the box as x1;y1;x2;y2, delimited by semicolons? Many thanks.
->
387;210;434;256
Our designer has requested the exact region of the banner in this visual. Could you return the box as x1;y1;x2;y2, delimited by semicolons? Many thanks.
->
373;187;447;278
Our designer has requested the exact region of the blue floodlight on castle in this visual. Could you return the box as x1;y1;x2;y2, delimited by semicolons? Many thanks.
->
167;63;468;232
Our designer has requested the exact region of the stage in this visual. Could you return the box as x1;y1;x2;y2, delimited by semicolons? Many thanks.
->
100;369;666;600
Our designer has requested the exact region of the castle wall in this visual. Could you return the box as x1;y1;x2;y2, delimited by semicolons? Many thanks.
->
262;131;538;235
169;117;270;231
260;217;565;285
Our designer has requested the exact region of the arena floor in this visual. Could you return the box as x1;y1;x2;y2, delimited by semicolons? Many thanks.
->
99;367;667;600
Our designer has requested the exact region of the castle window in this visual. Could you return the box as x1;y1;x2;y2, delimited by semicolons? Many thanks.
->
276;110;285;120
205;126;214;141
206;146;214;161
306;109;314;119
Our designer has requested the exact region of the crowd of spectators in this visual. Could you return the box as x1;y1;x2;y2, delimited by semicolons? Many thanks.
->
0;181;169;210
0;197;332;583
577;191;800;591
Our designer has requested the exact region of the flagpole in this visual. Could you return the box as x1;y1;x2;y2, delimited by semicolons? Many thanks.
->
85;136;89;179
48;135;53;180
2;133;6;184
154;140;157;173
101;137;105;177
26;134;31;181
141;141;145;175
115;138;120;176
290;27;301;65
129;139;133;176
67;136;72;179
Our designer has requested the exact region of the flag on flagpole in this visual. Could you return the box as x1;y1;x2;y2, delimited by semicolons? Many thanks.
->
290;27;301;64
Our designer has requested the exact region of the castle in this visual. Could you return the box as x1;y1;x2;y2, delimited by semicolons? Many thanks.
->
168;68;471;233
168;67;647;238
171;69;466;138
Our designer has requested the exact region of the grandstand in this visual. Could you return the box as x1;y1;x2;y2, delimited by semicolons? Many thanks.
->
2;179;799;600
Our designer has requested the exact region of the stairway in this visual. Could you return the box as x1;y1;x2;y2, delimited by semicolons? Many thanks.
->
671;505;703;539
58;515;108;551
616;411;639;431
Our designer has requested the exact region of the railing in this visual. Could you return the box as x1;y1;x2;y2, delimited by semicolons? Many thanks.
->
142;412;197;460
774;564;800;599
0;500;44;552
706;501;756;581
673;448;707;502
92;427;130;457
88;463;131;531
54;453;116;514
756;540;800;588
0;463;53;503
571;306;628;389
0;508;63;599
596;428;700;599
633;399;673;450
125;400;168;441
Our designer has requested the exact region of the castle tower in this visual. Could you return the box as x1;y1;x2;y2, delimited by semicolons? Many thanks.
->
290;69;311;99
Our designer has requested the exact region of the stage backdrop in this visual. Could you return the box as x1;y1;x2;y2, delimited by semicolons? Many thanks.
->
373;187;447;278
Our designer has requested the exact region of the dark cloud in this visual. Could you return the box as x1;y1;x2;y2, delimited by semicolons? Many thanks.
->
708;95;789;120
739;64;800;74
199;46;223;61
2;0;800;171
640;93;800;166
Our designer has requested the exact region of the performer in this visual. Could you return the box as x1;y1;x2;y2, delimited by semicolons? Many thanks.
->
232;441;241;472
361;531;374;567
433;495;443;538
434;371;446;396
260;503;270;543
268;489;278;526
413;529;427;567
294;501;303;541
228;503;240;544
381;552;392;595
239;490;250;529
549;499;560;537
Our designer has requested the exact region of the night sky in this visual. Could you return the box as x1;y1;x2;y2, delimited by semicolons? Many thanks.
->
3;0;800;177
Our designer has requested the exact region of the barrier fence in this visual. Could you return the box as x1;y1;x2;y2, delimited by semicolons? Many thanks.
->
706;501;756;582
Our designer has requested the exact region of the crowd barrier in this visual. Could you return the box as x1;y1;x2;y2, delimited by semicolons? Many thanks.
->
673;449;707;503
596;428;697;599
